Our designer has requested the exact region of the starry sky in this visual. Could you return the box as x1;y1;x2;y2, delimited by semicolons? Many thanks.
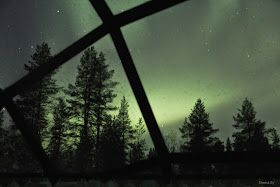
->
1;0;280;147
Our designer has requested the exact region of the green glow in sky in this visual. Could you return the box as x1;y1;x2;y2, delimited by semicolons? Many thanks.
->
2;0;280;146
51;0;280;143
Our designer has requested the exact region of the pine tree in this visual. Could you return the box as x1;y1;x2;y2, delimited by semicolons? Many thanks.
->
65;47;118;171
47;98;69;162
130;118;147;164
16;42;60;145
232;98;270;151
179;99;219;153
179;99;220;174
135;118;146;144
226;137;232;152
116;96;135;164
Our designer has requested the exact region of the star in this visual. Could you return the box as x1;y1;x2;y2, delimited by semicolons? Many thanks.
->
57;10;60;13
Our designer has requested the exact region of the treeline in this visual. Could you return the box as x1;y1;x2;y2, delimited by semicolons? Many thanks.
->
178;98;280;153
0;43;147;173
0;42;279;175
175;98;280;174
148;97;280;174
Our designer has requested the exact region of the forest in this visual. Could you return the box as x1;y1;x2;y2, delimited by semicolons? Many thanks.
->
0;42;279;175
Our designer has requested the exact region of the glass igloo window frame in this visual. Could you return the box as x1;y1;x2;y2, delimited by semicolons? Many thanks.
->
0;0;279;184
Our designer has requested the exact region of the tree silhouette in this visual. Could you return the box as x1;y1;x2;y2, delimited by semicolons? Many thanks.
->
130;118;147;164
232;98;270;151
179;99;219;153
179;99;220;174
16;42;60;145
116;96;135;164
47;98;69;163
65;47;118;171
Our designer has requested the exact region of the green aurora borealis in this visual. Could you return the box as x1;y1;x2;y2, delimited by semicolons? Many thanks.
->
1;0;280;146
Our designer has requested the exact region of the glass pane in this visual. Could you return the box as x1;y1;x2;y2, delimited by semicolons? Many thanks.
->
105;0;151;15
0;0;102;89
121;0;280;155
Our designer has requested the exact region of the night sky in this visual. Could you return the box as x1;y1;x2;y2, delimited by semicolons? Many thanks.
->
1;0;280;147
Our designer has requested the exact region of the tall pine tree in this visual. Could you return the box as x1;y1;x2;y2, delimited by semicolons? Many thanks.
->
130;118;147;164
116;96;135;164
179;99;220;174
179;99;219;153
232;98;270;151
65;47;118;171
16;42;60;145
47;98;69;162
